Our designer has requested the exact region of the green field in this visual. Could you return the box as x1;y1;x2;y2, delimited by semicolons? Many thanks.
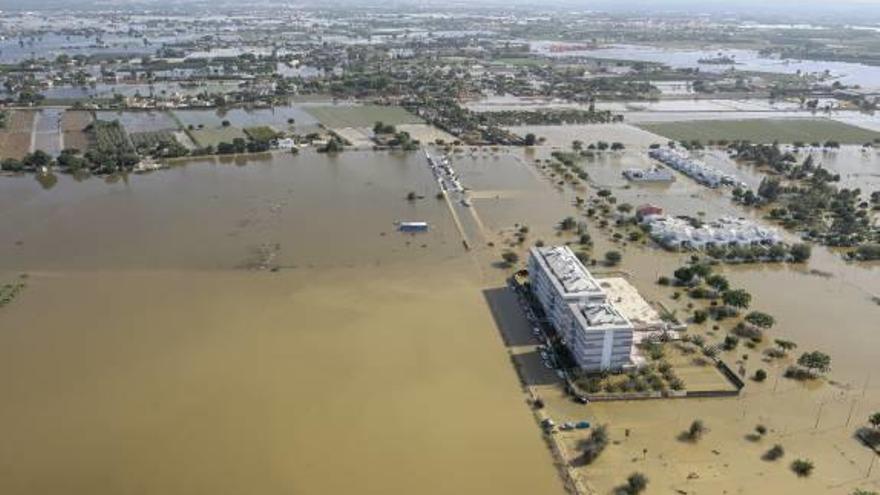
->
188;127;247;148
130;130;178;150
305;105;422;128
244;126;280;142
636;118;880;144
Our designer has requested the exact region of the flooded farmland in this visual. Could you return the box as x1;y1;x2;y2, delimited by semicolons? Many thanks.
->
0;144;878;495
491;145;880;494
0;151;563;495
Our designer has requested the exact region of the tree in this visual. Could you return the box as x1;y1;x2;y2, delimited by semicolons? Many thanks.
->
23;150;52;169
774;339;798;353
745;311;775;329
1;158;23;171
524;133;536;146
790;243;812;262
797;351;831;373
868;412;880;429
706;274;730;291
559;216;577;230
685;420;706;441
604;251;622;266
723;334;739;350
623;472;648;494
501;251;519;265
791;459;814;477
673;266;695;284
763;444;785;461
753;369;768;382
580;425;609;464
221;120;231;127
722;289;751;309
758;176;782;201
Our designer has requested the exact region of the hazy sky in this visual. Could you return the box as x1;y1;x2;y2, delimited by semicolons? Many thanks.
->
3;0;880;20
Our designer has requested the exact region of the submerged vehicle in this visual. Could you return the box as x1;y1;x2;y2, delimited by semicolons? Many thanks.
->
398;221;429;232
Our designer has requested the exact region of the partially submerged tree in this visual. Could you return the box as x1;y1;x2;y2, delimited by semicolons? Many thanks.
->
791;459;815;477
763;444;785;461
580;425;609;465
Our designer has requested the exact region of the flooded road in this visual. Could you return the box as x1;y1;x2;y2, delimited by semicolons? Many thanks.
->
0;151;563;495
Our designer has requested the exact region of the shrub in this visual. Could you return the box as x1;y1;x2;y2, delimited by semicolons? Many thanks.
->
745;311;776;329
501;251;519;265
763;444;785;461
580;425;609;464
797;351;831;373
791;459;814;477
753;369;768;382
723;334;740;351
605;250;622;266
732;322;763;342
685;420;706;441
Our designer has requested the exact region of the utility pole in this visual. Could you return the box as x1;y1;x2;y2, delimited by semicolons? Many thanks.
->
846;399;858;428
814;401;825;430
868;453;877;478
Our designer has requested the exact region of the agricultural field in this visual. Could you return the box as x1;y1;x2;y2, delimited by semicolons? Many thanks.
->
396;124;456;144
0;110;35;160
188;127;247;148
636;118;880;144
507;123;667;149
243;126;280;142
61;110;94;152
330;127;373;149
130;131;178;151
305;105;422;128
174;106;319;131
89;120;134;154
95;110;179;133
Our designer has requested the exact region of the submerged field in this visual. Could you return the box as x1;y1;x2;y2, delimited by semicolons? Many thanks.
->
305;105;423;128
0;152;563;495
636;118;880;144
0;111;35;159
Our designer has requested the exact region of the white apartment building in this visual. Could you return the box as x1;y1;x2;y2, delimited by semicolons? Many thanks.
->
528;246;634;372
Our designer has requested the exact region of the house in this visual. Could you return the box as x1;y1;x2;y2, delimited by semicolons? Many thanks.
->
275;138;297;150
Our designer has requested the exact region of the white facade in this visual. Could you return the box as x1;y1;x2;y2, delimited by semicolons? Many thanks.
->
649;148;744;188
528;246;634;371
643;215;782;250
622;167;675;182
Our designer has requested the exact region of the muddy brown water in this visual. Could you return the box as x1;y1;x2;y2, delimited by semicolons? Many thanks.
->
0;150;562;495
1;145;879;494
489;145;880;494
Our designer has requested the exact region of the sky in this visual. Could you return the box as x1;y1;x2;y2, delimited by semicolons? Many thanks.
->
3;0;880;19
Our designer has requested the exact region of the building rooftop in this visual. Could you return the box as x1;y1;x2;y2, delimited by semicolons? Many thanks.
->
599;277;664;331
531;246;604;299
573;302;630;330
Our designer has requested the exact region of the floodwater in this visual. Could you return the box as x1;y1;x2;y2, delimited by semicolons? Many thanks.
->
532;42;880;89
2;145;879;494
504;146;880;494
173;107;320;134
96;110;180;133
0;151;563;495
32;108;63;157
